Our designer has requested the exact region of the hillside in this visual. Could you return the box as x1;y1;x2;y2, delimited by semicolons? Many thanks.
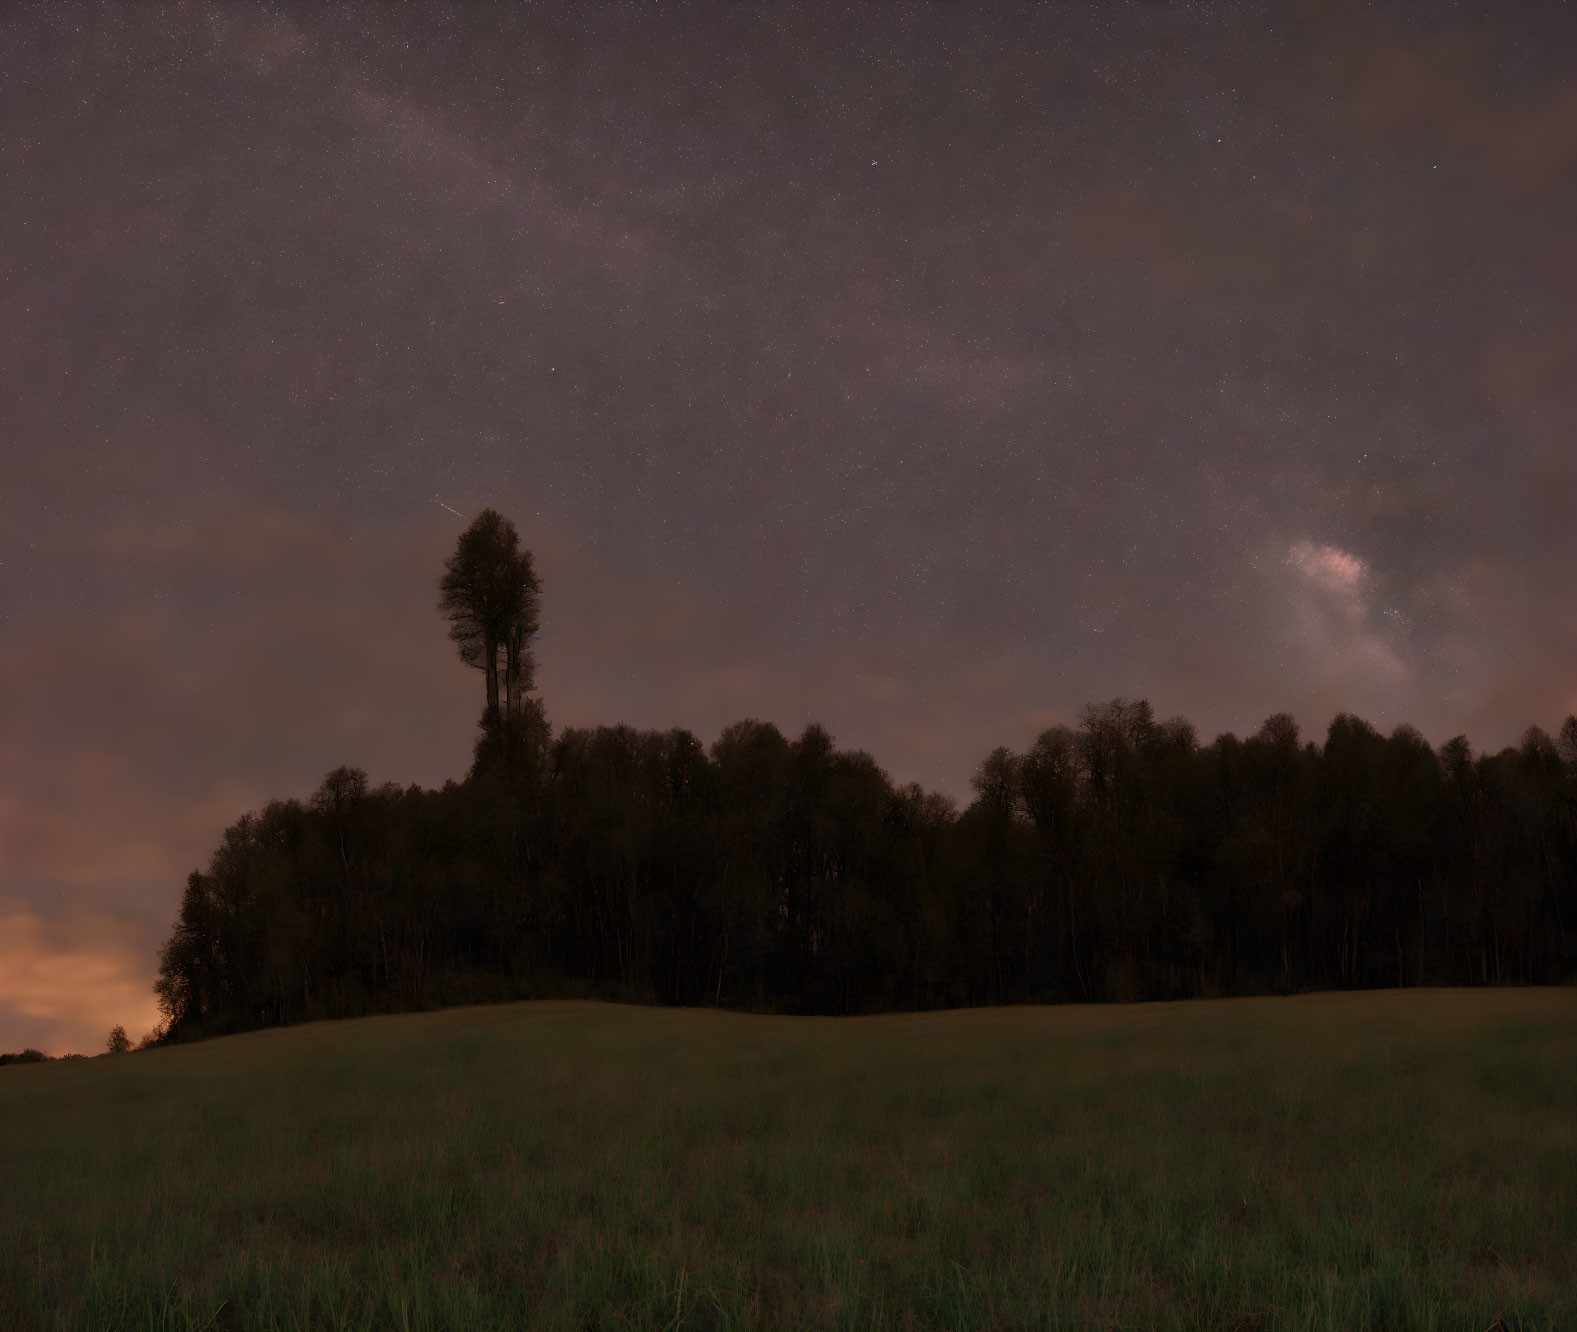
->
3;990;1574;1330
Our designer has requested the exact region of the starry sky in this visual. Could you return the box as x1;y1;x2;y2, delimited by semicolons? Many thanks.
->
3;0;1575;1054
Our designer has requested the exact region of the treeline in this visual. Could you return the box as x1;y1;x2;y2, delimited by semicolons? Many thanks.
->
1;1050;89;1065
148;510;1577;1041
154;698;1577;1041
0;1024;145;1066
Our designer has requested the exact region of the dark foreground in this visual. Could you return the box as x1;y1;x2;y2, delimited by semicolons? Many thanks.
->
3;989;1573;1330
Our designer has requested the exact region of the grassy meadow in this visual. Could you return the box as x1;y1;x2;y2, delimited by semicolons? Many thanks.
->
2;990;1574;1331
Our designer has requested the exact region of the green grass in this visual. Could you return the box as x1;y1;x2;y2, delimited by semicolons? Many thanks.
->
3;990;1574;1331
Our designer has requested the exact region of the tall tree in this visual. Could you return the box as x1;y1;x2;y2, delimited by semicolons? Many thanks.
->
438;509;539;724
502;550;543;717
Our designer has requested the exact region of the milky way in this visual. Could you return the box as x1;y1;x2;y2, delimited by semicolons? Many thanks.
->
3;0;1575;1051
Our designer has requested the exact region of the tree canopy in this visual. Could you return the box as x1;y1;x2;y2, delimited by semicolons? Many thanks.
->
147;510;1577;1043
437;509;540;724
153;703;1577;1041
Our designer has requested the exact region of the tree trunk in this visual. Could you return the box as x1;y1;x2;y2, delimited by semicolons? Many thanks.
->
1025;893;1034;1003
1067;875;1088;1001
714;925;729;1005
484;633;500;720
1417;877;1426;986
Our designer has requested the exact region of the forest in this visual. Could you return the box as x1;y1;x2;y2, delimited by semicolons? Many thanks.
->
151;512;1577;1043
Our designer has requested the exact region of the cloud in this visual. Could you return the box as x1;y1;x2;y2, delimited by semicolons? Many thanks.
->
1316;17;1577;190
0;507;490;1053
0;757;256;892
1285;539;1410;688
92;508;331;568
5;0;1577;1057
0;911;164;1056
1288;540;1365;596
1459;630;1577;747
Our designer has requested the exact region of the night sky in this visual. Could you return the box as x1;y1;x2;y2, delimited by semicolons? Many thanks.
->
4;1;1575;1054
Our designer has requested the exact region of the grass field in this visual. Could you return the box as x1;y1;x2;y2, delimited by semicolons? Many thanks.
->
3;990;1574;1331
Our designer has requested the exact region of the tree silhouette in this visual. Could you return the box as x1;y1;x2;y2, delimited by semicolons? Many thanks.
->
502;561;542;719
106;1025;131;1054
438;509;539;725
1018;726;1085;997
143;517;1577;1041
151;697;1577;1043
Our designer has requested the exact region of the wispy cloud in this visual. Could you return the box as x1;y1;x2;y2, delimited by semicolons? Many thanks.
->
0;911;163;1055
1286;539;1410;687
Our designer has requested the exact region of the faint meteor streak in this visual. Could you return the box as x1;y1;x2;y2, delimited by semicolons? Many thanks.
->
434;497;464;518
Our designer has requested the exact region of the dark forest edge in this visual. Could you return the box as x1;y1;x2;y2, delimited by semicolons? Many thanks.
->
135;511;1575;1047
